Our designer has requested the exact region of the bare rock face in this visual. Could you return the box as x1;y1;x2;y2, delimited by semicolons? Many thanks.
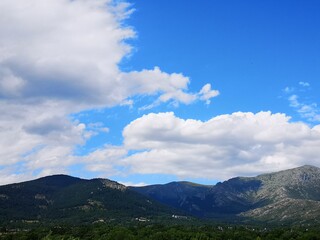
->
239;165;320;223
98;179;127;191
241;198;320;224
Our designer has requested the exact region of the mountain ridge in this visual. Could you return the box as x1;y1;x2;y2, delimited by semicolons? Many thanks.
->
1;165;320;225
0;174;180;226
132;165;320;224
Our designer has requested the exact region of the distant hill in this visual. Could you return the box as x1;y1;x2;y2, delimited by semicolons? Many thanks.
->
0;175;179;225
132;165;320;224
131;181;211;216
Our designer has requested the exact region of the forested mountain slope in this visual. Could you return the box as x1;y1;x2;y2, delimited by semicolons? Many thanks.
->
133;165;320;224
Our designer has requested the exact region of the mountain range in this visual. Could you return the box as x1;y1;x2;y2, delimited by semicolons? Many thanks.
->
1;165;320;226
133;165;320;224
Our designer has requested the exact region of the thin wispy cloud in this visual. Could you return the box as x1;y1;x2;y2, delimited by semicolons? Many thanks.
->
299;81;310;87
284;83;320;123
288;95;320;122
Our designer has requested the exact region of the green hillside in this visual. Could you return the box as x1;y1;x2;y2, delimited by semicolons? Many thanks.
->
0;175;180;226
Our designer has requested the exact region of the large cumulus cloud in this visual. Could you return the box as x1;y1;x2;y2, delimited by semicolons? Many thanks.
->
0;0;218;184
0;0;217;107
120;111;320;180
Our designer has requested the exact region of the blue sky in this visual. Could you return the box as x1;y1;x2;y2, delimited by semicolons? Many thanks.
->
126;0;320;114
0;0;320;186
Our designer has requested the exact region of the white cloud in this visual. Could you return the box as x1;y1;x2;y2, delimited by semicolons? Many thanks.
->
87;122;110;134
0;0;212;109
288;95;320;122
120;67;199;106
288;95;299;108
299;81;310;87
120;111;320;180
284;82;319;123
0;102;85;166
80;145;128;175
283;86;294;94
0;169;35;186
0;0;134;106
198;83;220;104
119;181;147;187
0;0;217;183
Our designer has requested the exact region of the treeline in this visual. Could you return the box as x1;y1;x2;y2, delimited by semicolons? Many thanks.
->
0;224;319;240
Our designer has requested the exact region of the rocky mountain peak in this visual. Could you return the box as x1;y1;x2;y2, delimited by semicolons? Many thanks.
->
256;165;320;187
96;178;127;191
